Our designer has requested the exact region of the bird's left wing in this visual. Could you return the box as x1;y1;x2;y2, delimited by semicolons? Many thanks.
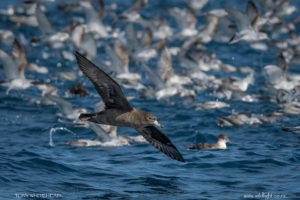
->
135;126;185;162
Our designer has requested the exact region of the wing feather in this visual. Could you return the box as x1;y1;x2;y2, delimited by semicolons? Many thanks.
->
75;51;132;111
35;5;55;35
158;47;173;83
135;126;185;162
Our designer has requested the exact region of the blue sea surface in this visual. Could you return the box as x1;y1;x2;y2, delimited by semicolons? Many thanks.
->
0;0;300;199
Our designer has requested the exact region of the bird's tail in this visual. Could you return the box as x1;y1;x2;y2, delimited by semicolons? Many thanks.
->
79;113;97;121
187;144;197;150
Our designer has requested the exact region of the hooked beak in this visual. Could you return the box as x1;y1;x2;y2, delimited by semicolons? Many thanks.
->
228;139;233;144
154;120;163;128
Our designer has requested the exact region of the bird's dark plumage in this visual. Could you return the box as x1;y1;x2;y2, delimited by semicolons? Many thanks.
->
188;143;212;150
75;51;132;111
135;126;185;162
75;51;184;162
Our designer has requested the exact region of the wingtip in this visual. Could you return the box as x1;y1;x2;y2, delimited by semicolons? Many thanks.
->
140;126;186;163
176;154;185;162
247;0;256;8
162;141;186;162
166;150;185;162
173;147;185;162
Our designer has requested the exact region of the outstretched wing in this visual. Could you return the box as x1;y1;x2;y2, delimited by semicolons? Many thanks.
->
45;94;74;116
158;47;173;83
35;5;55;35
125;0;148;13
75;51;132;111
135;126;185;162
142;64;165;90
225;6;251;32
0;49;20;81
246;1;259;26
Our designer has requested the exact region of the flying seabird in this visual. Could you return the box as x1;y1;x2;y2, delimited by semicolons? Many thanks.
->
29;82;58;105
111;0;148;24
225;1;268;43
33;4;69;48
218;112;275;127
68;82;89;97
45;94;87;121
75;51;185;162
141;47;194;100
0;40;34;94
195;101;230;110
12;38;48;74
168;7;198;38
97;40;144;90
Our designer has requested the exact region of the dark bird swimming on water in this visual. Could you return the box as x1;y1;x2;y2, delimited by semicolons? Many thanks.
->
188;134;232;150
75;51;185;162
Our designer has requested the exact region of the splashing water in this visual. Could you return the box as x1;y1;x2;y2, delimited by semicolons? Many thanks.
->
49;127;76;147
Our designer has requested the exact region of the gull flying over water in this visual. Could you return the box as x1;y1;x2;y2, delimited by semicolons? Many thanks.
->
0;39;34;94
225;1;268;43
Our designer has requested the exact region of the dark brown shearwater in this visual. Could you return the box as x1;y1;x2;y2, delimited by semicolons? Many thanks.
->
188;134;232;150
75;51;184;162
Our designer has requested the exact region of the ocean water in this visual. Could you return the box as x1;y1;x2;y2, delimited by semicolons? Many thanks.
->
1;0;300;199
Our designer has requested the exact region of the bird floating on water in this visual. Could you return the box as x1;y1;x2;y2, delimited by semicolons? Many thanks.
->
188;134;232;150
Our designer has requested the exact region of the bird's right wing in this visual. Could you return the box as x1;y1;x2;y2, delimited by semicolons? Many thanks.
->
45;94;74;116
35;5;55;35
142;64;165;90
104;43;125;74
157;47;173;83
246;1;259;26
168;7;196;30
125;0;148;13
0;49;20;81
224;6;251;32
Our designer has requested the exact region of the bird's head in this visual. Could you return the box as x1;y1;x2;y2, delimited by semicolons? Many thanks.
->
217;134;232;143
145;113;163;128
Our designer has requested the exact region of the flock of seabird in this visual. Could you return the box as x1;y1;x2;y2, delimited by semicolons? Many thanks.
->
0;0;300;162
